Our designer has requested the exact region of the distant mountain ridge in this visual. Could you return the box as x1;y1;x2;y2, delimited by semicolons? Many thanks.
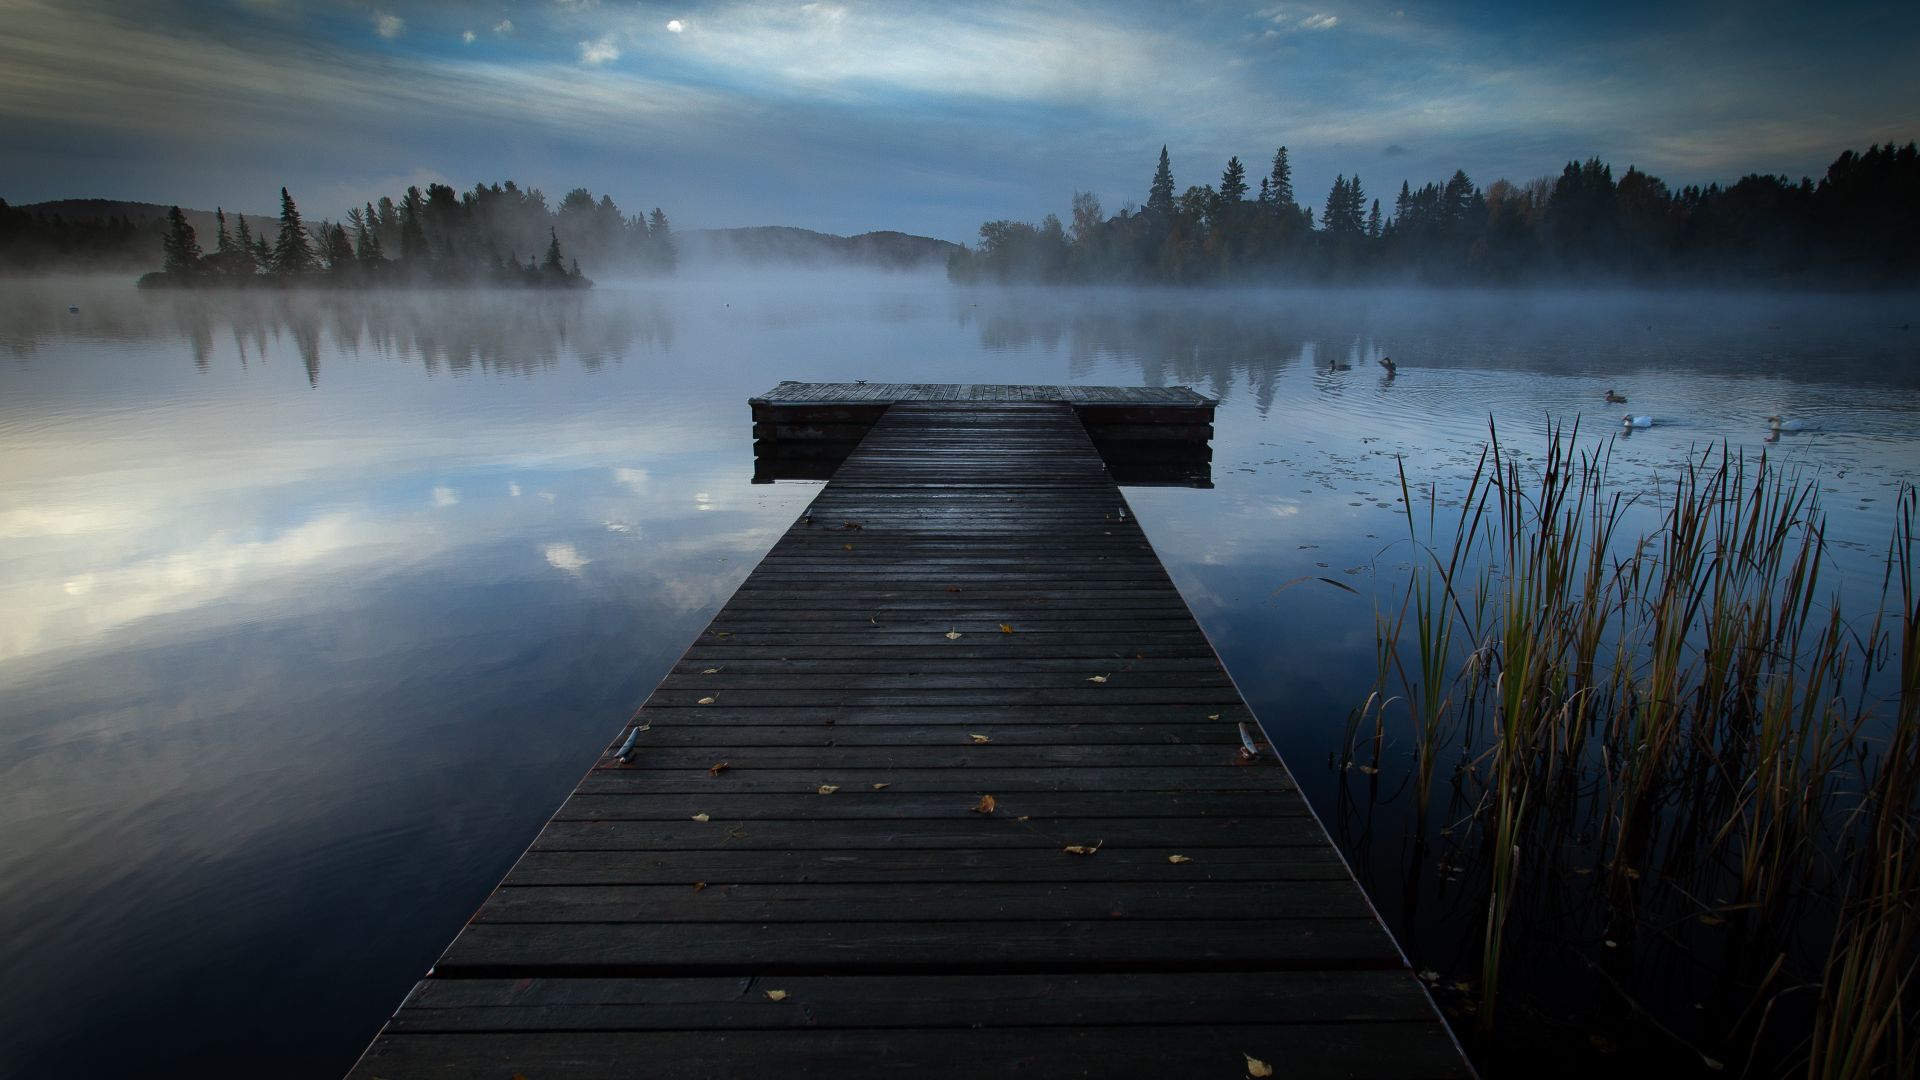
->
681;226;958;269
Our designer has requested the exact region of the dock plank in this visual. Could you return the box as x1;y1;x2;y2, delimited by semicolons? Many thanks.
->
346;399;1464;1079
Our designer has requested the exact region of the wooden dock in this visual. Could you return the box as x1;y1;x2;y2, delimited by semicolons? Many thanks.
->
347;397;1467;1078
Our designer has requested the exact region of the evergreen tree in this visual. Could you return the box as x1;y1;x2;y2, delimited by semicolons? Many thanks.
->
1266;146;1294;207
356;203;385;265
542;228;565;276
252;233;271;271
162;206;202;275
1219;157;1249;203
271;187;316;274
214;208;233;258
1148;146;1177;218
1367;199;1382;239
233;214;257;275
398;186;428;263
322;223;355;271
648;208;676;271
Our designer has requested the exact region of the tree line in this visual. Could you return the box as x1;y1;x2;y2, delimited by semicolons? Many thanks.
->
947;142;1920;286
2;179;677;286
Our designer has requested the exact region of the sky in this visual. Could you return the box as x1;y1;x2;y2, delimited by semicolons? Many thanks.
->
1;0;1916;242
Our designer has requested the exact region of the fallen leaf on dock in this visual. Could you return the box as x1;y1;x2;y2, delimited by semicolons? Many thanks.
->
842;543;854;551
1207;714;1221;721
999;623;1015;634
870;783;890;791
841;521;863;530
1245;1053;1274;1077
969;733;991;744
817;784;840;795
692;882;707;891
1357;764;1379;775
708;762;731;776
1062;840;1104;856
945;630;963;640
764;990;789;1002
970;794;997;815
691;813;710;822
1087;674;1109;683
946;585;962;593
701;667;721;675
713;631;732;639
697;696;717;705
1168;855;1192;864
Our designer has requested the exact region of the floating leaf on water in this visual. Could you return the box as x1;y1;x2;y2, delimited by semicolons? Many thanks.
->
970;794;997;815
969;733;991;744
691;813;710;822
764;989;789;1002
1245;1053;1274;1078
1168;854;1192;864
1062;840;1104;856
817;784;840;795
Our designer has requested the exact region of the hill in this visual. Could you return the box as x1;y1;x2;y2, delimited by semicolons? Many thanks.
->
680;226;958;270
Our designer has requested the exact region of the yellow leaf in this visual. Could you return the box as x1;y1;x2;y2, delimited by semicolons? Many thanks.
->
945;630;963;640
1168;855;1192;864
1245;1053;1274;1078
692;881;708;891
708;761;730;776
1062;840;1104;856
841;521;863;530
691;813;710;822
1697;913;1726;926
970;794;997;815
764;989;789;1002
1016;815;1030;822
1087;674;1109;683
697;696;716;705
843;543;854;551
969;733;991;744
817;784;840;795
1207;713;1221;721
1357;764;1379;775
999;623;1015;634
713;631;732;638
702;667;720;674
871;783;890;790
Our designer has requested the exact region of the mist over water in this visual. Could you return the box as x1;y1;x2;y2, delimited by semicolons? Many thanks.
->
1;274;1916;1076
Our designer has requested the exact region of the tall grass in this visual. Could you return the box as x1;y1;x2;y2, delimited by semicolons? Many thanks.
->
1355;423;1918;1075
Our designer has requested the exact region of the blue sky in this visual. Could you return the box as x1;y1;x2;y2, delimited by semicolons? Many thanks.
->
1;0;1915;241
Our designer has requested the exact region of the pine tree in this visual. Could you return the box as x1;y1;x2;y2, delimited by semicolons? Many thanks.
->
1266;146;1294;207
1366;199;1382;239
233;215;257;275
1148;146;1176;218
1322;176;1348;232
322;223;355;271
542;228;565;276
356;203;385;264
162;206;202;275
1219;157;1249;203
648;208;676;271
271;187;316;274
214;208;233;257
398;186;428;263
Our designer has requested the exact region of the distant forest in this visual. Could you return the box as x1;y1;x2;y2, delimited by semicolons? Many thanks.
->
0;181;676;285
948;142;1920;286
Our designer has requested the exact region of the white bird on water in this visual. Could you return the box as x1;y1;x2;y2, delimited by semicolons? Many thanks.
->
1622;414;1654;429
1766;414;1809;432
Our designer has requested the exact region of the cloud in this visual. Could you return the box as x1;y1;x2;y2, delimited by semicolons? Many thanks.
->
543;541;589;573
461;29;475;45
666;19;684;33
613;467;650;493
508;481;522;497
1299;14;1339;31
373;12;403;39
1383;143;1408;156
579;33;621;65
493;19;514;34
431;485;459;507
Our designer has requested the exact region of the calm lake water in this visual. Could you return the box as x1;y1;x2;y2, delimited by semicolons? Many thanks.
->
2;274;1915;1077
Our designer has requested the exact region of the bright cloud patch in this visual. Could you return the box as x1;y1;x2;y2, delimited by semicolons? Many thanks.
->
373;12;404;39
431;485;459;507
461;30;476;44
493;19;514;34
667;19;684;33
543;542;589;573
1300;13;1339;30
580;33;621;65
